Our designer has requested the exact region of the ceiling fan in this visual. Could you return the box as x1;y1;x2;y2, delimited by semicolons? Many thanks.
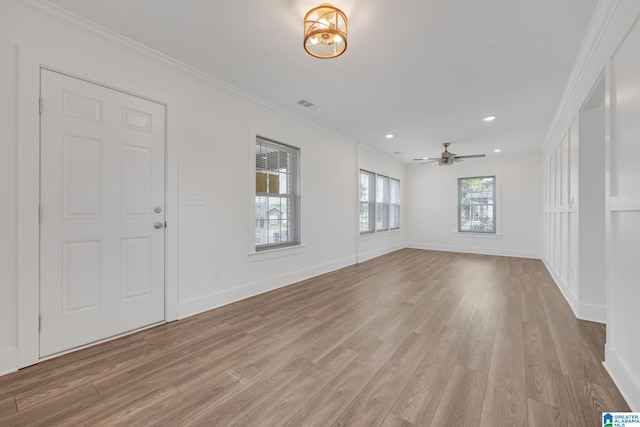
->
413;142;485;165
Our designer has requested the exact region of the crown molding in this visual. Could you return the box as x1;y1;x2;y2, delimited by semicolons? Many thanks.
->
541;0;620;156
6;0;356;145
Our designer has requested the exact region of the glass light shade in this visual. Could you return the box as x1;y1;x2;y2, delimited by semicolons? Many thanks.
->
304;4;348;59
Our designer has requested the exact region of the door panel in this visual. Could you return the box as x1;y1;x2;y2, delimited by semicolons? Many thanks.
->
40;69;166;357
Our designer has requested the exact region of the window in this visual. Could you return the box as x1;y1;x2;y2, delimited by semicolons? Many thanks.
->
359;170;375;234
360;170;400;234
255;137;300;250
376;175;389;231
390;178;400;230
458;176;495;233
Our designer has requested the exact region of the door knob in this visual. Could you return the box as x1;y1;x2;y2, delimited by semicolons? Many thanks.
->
154;206;163;213
154;221;164;229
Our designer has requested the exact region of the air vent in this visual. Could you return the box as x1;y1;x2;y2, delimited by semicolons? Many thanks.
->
296;99;315;108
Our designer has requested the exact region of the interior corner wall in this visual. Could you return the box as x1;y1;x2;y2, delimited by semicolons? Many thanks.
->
404;152;542;259
542;0;640;411
0;2;393;375
356;146;407;262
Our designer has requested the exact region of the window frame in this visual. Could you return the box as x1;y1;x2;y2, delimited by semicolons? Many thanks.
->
359;170;376;234
375;174;390;231
457;175;496;234
254;136;301;252
389;178;400;230
359;169;400;235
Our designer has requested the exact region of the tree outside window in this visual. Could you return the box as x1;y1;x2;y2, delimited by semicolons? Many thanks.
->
458;176;495;233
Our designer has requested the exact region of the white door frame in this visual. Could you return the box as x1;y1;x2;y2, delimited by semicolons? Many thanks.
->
17;45;179;368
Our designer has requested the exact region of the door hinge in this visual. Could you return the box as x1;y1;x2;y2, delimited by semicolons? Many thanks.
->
39;206;43;223
165;221;167;228
39;96;43;114
39;316;42;331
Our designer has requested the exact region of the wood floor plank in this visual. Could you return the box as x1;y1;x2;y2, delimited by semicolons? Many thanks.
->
340;302;413;352
391;327;465;425
183;355;313;426
330;332;434;426
445;261;493;330
480;334;527;427
295;304;388;363
0;396;16;418
0;250;631;425
280;339;398;427
523;321;573;411
1;383;101;427
378;294;439;345
563;375;621;427
85;384;183;427
380;413;415;427
236;346;359;426
555;341;617;389
431;364;488;427
456;308;499;372
527;397;577;427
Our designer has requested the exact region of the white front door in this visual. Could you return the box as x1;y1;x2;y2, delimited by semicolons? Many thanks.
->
39;69;166;357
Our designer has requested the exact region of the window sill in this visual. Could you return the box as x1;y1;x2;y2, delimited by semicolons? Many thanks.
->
248;244;306;262
359;229;401;240
451;231;502;239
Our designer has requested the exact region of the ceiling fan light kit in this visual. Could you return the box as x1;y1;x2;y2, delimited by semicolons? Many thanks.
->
413;143;486;166
304;4;348;59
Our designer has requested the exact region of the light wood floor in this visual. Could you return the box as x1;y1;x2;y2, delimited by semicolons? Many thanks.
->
0;249;630;426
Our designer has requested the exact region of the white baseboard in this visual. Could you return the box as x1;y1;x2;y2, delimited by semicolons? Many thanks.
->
357;243;404;263
541;258;606;323
579;302;607;324
177;255;357;319
604;346;640;411
542;258;580;318
0;347;17;377
406;242;541;259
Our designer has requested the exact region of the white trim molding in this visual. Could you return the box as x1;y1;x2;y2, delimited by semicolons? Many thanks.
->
178;255;356;319
0;348;18;377
604;347;640;411
407;243;540;260
6;0;355;147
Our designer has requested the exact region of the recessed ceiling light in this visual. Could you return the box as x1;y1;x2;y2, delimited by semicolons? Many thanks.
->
494;149;502;153
484;116;496;122
385;134;395;139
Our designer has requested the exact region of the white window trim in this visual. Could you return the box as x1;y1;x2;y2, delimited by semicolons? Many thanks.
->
389;178;401;230
359;169;401;236
453;172;502;235
248;243;307;262
248;128;304;259
451;231;503;238
359;169;376;235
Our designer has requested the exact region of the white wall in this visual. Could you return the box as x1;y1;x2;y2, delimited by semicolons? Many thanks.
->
405;152;542;259
0;2;373;374
356;146;407;262
542;0;640;411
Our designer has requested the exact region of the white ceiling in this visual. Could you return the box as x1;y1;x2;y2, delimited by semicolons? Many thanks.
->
45;0;598;162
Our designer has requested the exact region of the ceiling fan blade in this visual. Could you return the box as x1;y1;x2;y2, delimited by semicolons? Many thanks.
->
420;160;438;165
413;158;431;161
455;154;485;159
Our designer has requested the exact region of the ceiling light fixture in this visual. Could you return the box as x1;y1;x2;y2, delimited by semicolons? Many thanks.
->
494;149;502;152
304;4;348;59
484;116;496;122
385;134;394;139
